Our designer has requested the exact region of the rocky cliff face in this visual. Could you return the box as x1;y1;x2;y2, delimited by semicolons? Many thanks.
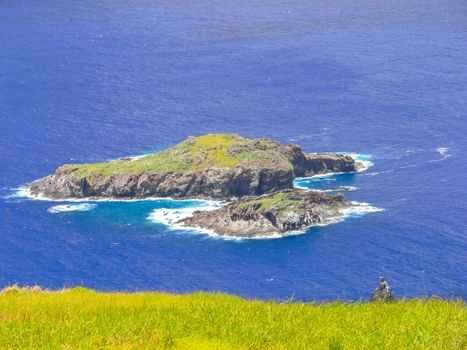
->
29;165;293;199
28;134;360;200
179;189;352;238
284;143;358;177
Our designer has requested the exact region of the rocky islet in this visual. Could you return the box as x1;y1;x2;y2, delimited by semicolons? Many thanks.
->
28;133;365;237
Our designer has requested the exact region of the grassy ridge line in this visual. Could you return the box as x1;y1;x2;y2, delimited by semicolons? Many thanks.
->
68;134;291;178
0;287;465;349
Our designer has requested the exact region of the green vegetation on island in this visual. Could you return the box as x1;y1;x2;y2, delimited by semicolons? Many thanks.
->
235;190;307;213
70;134;291;178
28;133;359;200
0;287;465;349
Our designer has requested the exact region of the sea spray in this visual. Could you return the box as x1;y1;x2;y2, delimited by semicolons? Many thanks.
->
48;203;97;213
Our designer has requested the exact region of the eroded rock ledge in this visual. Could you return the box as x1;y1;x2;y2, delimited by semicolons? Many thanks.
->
28;134;362;200
180;189;353;238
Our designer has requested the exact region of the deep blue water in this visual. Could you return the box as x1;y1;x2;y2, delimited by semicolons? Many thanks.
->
1;0;466;301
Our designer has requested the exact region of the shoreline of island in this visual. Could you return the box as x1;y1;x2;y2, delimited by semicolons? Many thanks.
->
12;134;382;238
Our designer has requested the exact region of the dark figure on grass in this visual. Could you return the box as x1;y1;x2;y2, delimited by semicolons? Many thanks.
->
371;276;395;302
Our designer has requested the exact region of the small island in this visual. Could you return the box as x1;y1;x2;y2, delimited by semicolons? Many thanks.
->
180;189;351;238
28;133;365;237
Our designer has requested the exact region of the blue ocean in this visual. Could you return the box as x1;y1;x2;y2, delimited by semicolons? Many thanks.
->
1;0;466;301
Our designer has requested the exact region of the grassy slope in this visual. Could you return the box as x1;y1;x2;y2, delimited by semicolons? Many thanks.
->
68;134;291;178
235;191;304;214
0;287;465;349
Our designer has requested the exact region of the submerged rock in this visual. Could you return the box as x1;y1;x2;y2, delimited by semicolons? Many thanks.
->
370;277;395;302
179;189;353;238
28;134;362;200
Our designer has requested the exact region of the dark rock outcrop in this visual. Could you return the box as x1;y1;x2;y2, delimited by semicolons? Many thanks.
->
370;277;395;302
284;144;359;177
28;163;294;200
179;189;353;238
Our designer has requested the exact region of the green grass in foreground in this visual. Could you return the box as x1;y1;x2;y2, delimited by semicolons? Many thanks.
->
0;287;465;350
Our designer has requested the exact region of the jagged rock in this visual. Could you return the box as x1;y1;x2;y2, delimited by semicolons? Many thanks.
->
284;144;358;177
28;134;362;200
179;189;353;237
370;277;395;302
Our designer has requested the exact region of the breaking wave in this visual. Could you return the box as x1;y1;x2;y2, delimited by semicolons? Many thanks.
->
344;202;384;217
48;203;97;213
6;186;220;204
146;200;383;240
341;153;374;172
147;201;222;231
427;147;451;163
362;170;392;177
436;147;449;158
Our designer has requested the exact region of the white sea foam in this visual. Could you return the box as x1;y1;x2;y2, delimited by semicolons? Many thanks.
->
341;152;374;172
3;186;36;200
322;186;358;192
109;152;153;162
48;203;97;213
293;183;309;190
305;174;338;180
7;186;222;206
294;186;358;192
147;199;383;240
426;147;452;163
125;154;150;161
362;170;392;177
147;202;223;231
436;147;449;158
344;201;384;217
293;177;337;190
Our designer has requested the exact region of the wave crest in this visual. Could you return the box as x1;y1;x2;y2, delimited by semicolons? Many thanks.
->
48;203;97;213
